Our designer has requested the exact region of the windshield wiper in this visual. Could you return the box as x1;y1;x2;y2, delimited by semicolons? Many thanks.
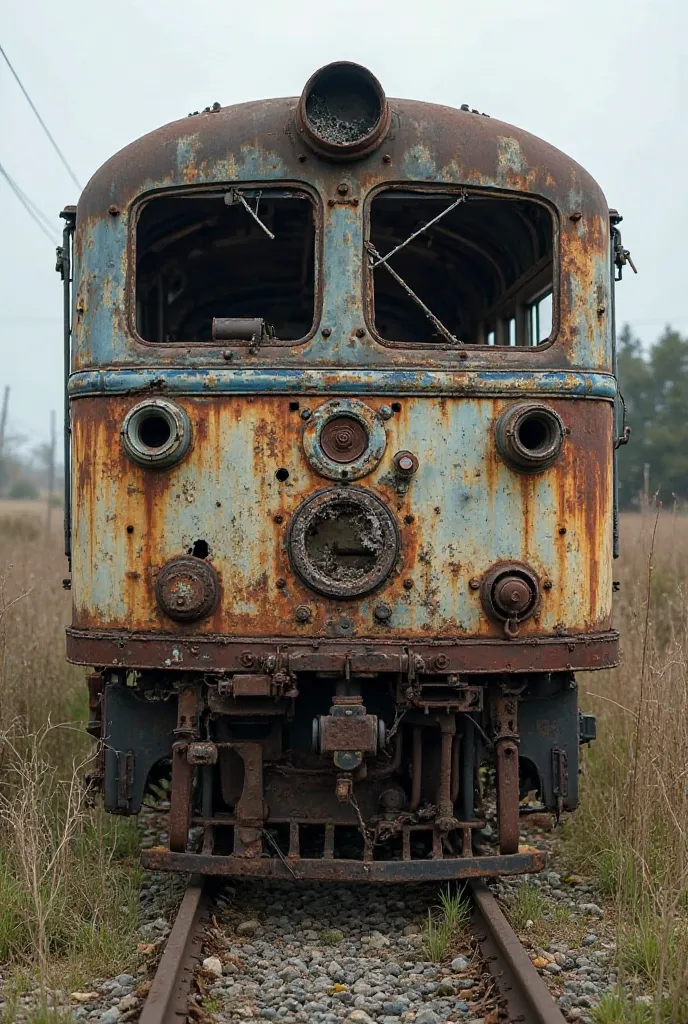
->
366;242;464;347
370;190;467;268
225;188;275;240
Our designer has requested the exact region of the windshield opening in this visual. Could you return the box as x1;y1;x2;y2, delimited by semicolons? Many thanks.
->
135;188;316;343
369;189;554;347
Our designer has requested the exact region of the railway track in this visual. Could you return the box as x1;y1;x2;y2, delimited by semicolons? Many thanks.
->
139;876;566;1024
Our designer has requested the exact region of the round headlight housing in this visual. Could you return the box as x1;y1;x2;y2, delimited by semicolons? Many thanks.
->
121;399;191;469
495;402;565;472
296;61;390;159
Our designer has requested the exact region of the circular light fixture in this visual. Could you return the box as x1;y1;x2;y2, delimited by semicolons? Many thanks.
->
296;61;390;159
303;399;386;480
288;486;398;598
495;402;565;472
121;399;191;469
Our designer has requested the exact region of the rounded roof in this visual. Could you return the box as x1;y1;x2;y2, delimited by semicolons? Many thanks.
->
78;94;607;223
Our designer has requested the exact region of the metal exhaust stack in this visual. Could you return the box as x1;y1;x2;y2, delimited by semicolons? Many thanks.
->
296;61;390;159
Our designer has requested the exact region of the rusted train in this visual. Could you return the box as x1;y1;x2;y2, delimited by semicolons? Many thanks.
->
59;61;628;881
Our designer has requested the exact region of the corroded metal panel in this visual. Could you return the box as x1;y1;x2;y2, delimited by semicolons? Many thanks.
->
72;97;611;375
139;847;547;880
67;368;618;400
71;393;612;640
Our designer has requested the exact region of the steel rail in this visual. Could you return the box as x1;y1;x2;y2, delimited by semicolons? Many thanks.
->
468;878;567;1024
139;875;209;1024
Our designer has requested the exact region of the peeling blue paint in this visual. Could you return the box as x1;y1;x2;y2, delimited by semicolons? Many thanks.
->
68;368;617;400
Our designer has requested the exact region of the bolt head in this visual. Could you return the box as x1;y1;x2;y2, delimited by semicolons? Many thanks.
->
393;451;418;476
374;602;392;622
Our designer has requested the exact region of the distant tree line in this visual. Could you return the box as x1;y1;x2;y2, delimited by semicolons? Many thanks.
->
617;324;688;508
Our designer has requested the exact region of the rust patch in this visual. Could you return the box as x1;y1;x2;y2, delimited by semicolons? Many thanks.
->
70;391;612;645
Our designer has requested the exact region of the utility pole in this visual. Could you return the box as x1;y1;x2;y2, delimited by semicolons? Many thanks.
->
0;386;9;495
46;409;56;534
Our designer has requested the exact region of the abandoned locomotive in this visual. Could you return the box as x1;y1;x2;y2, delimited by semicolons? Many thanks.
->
60;61;624;880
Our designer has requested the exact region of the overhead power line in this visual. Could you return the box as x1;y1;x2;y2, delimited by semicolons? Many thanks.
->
0;41;81;190
0;161;60;244
0;161;55;233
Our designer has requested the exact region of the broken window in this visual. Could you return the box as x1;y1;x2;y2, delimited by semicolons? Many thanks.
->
135;188;316;343
368;189;554;347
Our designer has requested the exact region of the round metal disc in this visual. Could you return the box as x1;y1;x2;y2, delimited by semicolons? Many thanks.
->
319;415;369;463
493;576;533;616
155;556;219;622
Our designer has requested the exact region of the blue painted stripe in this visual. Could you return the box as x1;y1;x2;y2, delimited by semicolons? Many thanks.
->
68;368;617;400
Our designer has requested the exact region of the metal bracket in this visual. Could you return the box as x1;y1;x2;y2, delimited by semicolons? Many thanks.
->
115;750;135;811
610;210;637;281
614;391;631;449
551;747;568;820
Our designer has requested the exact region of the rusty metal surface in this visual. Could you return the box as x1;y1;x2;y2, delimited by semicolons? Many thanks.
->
139;876;208;1024
469;878;567;1024
140;847;546;881
169;687;198;851
492;695;520;855
66;628;619;673
320;415;368;463
66;65;614;887
68;368;617;400
154;556;218;622
73;87;611;376
288;485;399;600
70;393;614;645
318;707;379;754
295;61;391;160
302;398;387;481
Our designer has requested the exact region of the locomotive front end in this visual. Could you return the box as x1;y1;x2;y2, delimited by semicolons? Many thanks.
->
65;62;617;880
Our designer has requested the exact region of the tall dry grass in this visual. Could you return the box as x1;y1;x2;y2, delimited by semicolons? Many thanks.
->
0;517;140;1019
566;511;688;1022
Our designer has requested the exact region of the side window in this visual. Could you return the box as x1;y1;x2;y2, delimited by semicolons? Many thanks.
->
528;290;553;346
134;188;316;344
368;189;555;347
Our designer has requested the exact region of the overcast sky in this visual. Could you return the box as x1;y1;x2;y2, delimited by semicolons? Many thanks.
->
2;0;686;451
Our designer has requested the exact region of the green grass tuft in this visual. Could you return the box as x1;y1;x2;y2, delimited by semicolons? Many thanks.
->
506;882;548;932
421;886;471;962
